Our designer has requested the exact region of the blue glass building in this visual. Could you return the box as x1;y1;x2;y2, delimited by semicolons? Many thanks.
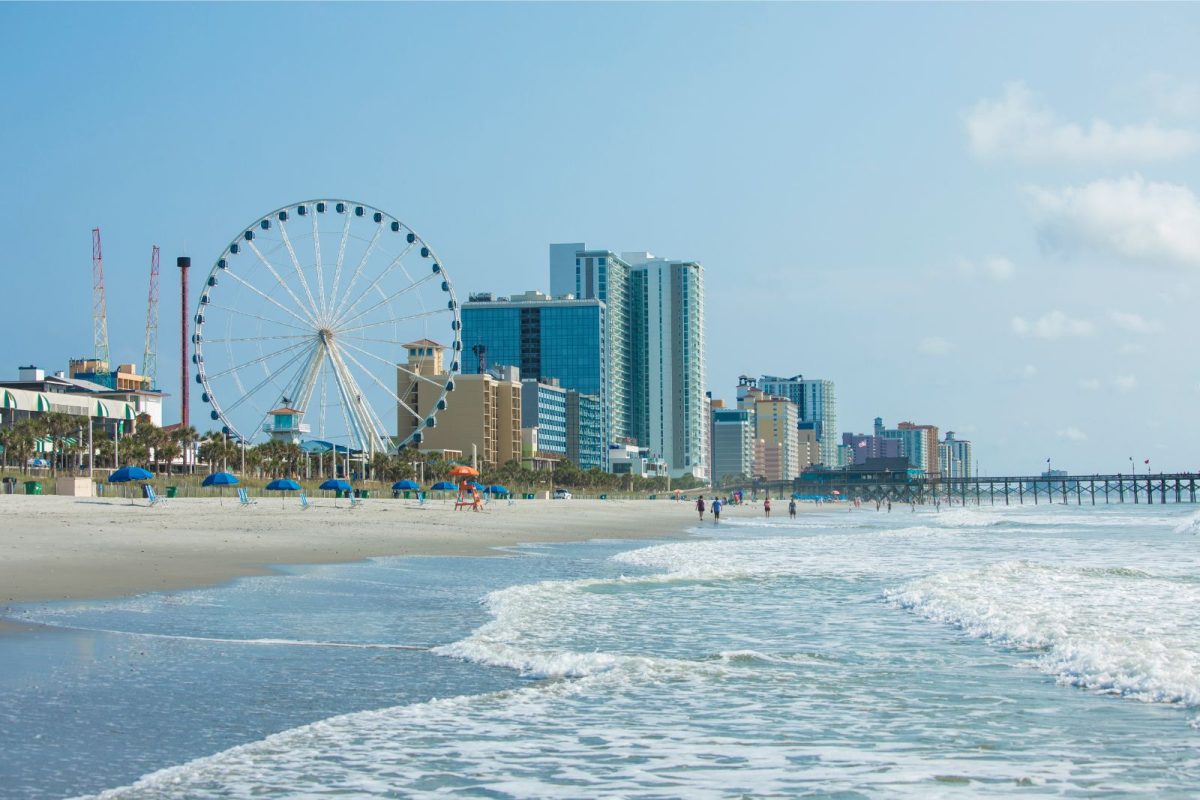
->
462;292;609;468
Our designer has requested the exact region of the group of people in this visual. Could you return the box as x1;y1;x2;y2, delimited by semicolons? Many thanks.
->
695;494;800;522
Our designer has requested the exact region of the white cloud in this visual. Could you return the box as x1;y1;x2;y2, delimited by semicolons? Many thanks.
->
1111;311;1164;334
1056;426;1088;441
1079;378;1101;391
957;256;1015;281
1114;375;1138;392
917;336;951;355
1011;310;1095;339
1028;174;1200;266
966;82;1198;161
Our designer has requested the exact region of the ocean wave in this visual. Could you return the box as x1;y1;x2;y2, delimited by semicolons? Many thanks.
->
887;560;1200;708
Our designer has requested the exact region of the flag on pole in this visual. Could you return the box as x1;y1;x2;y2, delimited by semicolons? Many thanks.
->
1144;459;1150;464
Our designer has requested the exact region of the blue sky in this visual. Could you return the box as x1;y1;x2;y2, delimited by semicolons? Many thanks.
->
2;2;1199;474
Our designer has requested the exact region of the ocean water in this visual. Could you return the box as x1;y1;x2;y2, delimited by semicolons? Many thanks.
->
3;504;1200;798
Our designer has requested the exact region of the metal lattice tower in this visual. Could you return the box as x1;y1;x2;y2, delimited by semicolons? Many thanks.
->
91;228;110;367
142;245;160;388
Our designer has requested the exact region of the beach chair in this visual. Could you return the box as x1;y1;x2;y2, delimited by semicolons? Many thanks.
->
299;492;311;511
143;484;166;507
237;488;257;507
349;492;364;509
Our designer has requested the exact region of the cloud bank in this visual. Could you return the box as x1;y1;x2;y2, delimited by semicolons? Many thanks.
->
966;82;1198;161
1028;175;1200;267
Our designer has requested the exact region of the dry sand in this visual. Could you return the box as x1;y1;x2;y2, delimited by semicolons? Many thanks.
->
0;495;735;614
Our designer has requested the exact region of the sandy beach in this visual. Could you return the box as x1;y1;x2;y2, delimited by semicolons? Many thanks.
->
0;495;752;611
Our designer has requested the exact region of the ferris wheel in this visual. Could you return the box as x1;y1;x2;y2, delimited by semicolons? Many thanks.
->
193;199;461;456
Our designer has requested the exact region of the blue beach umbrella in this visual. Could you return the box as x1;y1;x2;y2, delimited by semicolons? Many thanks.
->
430;481;456;491
202;472;239;487
203;471;240;505
108;465;154;504
487;484;509;496
109;466;153;483
392;479;419;491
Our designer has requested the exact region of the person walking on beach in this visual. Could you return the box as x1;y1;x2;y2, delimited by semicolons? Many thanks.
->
764;497;772;518
696;495;706;521
712;497;722;524
788;498;797;518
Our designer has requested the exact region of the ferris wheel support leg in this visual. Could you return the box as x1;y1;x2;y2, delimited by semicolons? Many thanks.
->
326;342;386;459
288;342;328;419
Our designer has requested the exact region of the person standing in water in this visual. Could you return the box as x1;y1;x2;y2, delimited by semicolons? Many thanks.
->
764;497;772;518
788;498;797;518
712;497;722;524
696;495;706;521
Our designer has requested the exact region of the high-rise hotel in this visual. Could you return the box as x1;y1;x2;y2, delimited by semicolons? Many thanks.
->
460;242;708;480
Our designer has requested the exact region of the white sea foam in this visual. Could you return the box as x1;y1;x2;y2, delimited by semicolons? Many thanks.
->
888;560;1200;708
71;507;1200;798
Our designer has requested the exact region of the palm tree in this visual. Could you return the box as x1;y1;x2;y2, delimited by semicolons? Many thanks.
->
173;425;199;474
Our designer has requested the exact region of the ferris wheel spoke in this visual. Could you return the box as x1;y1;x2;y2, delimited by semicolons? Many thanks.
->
245;240;320;327
221;270;320;331
278;220;322;321
339;338;445;391
327;213;354;321
343;340;436;422
329;242;415;329
334;277;441;332
222;342;319;415
204;338;313;381
311;211;327;318
336;307;447;337
330;223;384;323
336;344;419;429
204;302;313;333
204;333;310;344
340;332;429;346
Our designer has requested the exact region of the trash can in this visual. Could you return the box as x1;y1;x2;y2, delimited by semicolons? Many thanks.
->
524;493;535;500
392;489;401;499
649;494;657;500
335;489;346;499
24;481;43;495
165;486;178;498
360;489;370;499
599;494;608;500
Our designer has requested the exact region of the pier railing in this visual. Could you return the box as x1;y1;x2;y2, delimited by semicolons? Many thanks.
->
762;473;1200;505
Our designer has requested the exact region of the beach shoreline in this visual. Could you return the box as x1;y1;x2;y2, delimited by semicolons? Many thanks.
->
0;495;780;613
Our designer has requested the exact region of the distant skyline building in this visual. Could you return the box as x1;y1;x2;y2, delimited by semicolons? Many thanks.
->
565;389;604;471
842;431;903;465
875;417;930;474
520;378;568;459
941;431;973;479
897;422;940;477
711;404;755;485
754;395;800;480
759;374;837;466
